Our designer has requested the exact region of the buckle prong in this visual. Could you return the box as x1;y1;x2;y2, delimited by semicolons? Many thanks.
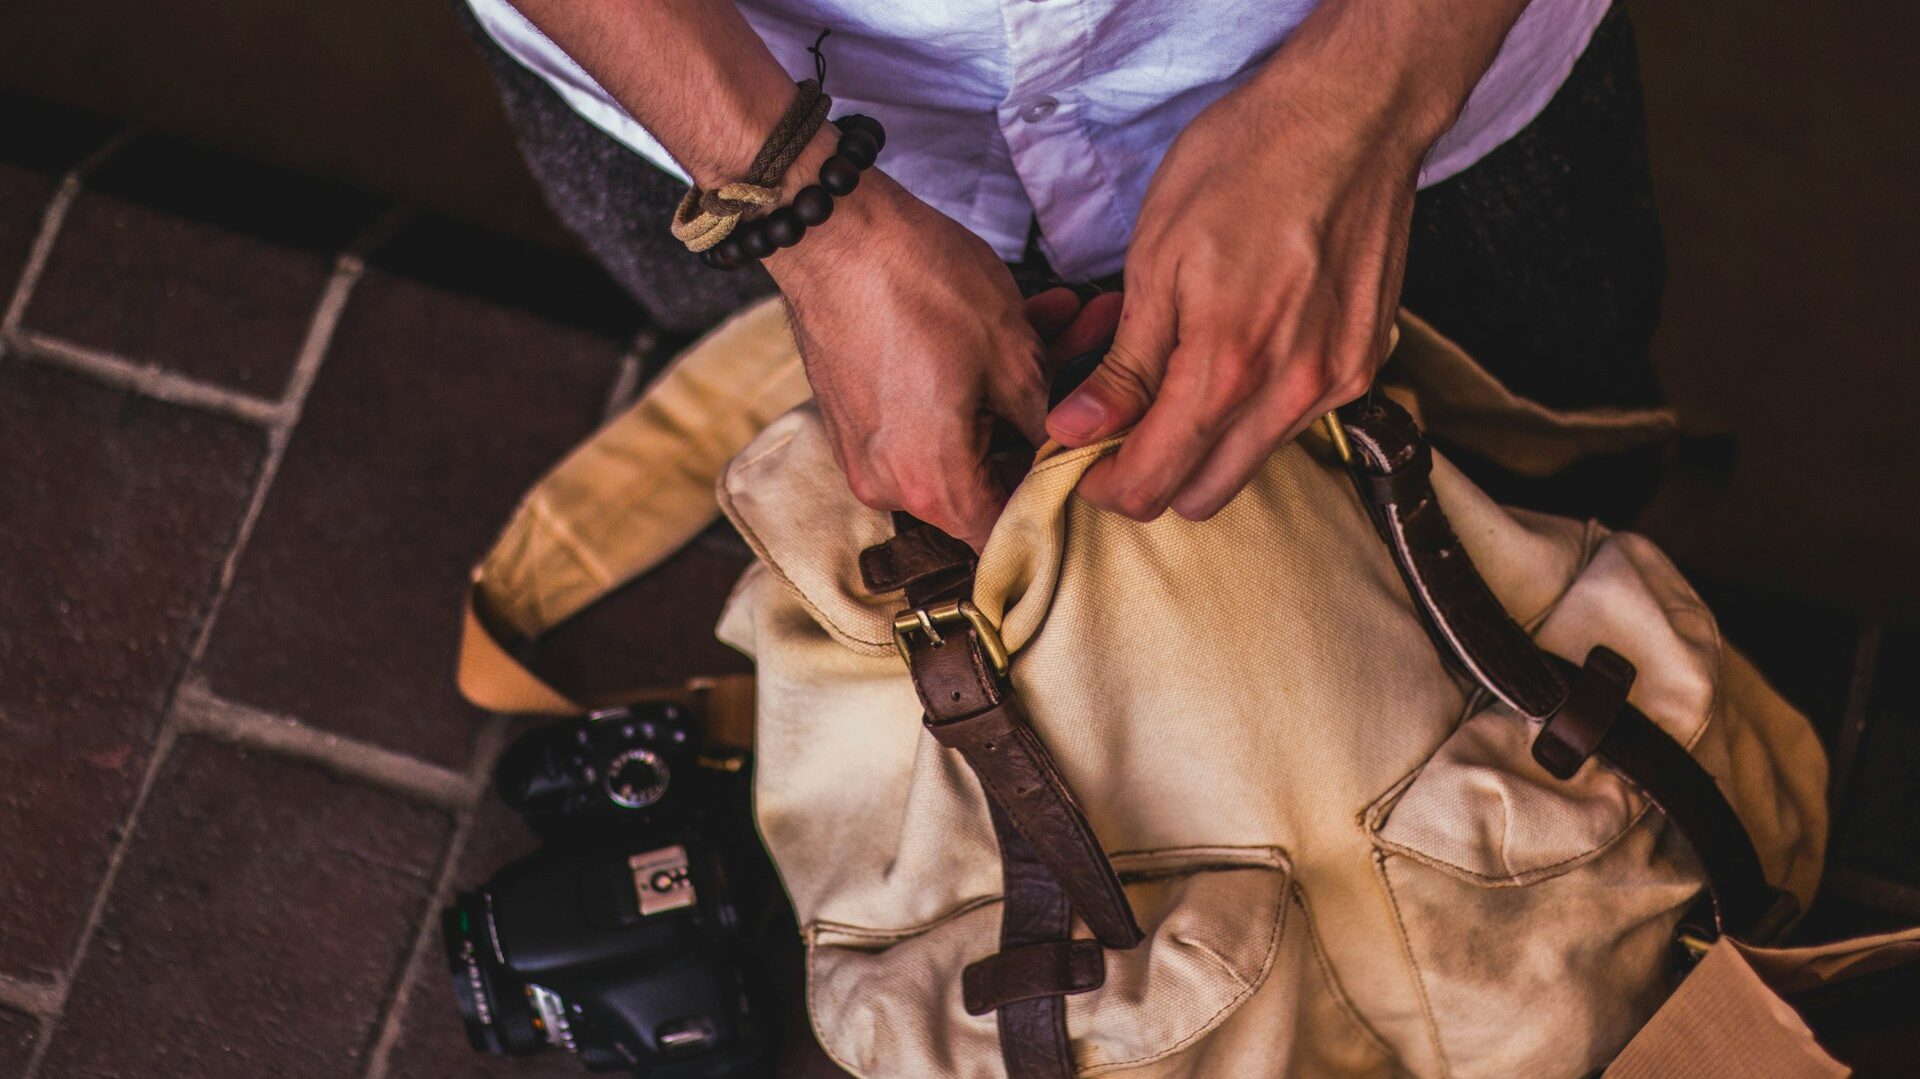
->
891;600;1009;676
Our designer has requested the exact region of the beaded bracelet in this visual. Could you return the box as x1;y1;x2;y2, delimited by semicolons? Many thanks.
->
701;114;886;271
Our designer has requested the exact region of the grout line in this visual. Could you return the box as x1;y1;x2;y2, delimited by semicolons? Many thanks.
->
171;681;479;812
5;330;283;426
0;973;62;1019
361;714;512;1079
0;128;135;337
180;207;410;669
18;205;415;1076
19;720;180;1079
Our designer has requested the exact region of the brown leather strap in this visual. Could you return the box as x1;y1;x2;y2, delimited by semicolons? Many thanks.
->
962;939;1105;1016
858;513;977;596
983;802;1084;1079
868;519;1142;950
863;518;1137;1079
1337;397;1795;943
920;696;1140;949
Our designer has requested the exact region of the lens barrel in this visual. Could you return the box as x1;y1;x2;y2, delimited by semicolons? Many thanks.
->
440;894;547;1056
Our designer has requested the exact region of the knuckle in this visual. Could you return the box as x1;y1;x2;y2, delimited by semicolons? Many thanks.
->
844;468;893;511
1110;482;1166;522
1332;371;1373;404
895;479;947;524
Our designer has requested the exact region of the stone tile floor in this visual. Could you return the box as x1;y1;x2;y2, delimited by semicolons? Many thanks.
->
0;91;836;1078
0;86;1915;1077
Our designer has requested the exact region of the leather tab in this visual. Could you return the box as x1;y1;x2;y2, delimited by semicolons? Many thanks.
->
858;524;975;596
962;940;1105;1016
1533;645;1637;780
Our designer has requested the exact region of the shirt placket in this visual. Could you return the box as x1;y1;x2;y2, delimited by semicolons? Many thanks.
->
995;0;1123;281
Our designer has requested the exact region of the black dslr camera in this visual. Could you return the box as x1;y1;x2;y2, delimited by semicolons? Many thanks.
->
441;695;778;1076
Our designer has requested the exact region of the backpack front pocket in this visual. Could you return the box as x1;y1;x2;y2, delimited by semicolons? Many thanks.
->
805;846;1309;1078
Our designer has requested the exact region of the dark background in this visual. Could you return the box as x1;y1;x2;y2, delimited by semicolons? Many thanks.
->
1;1;1917;1077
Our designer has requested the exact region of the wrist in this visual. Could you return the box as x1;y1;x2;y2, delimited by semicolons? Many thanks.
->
1249;0;1530;160
761;130;904;284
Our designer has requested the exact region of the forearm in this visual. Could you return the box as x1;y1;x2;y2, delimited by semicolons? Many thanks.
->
505;0;804;190
1250;0;1534;155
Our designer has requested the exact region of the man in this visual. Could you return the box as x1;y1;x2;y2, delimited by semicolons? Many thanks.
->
460;0;1662;548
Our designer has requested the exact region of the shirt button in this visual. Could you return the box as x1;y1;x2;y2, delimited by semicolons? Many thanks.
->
1020;97;1059;123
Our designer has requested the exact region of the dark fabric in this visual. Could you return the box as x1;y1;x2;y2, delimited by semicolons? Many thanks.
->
450;1;775;333
1402;7;1664;411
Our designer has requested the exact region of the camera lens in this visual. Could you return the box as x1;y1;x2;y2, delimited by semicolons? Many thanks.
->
440;895;546;1056
605;747;670;809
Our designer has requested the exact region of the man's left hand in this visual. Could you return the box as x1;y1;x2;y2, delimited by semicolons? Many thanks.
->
1045;0;1525;522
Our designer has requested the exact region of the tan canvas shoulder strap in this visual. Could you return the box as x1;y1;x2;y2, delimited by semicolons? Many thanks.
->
455;297;806;719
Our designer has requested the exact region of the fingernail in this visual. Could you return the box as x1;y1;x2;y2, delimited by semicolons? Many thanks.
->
1049;390;1108;442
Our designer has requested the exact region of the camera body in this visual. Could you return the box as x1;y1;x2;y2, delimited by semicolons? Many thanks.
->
442;699;772;1077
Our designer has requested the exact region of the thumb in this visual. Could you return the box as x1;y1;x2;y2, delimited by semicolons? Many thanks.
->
1046;289;1173;447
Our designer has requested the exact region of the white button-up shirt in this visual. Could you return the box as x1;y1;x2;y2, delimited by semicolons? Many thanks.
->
470;0;1611;281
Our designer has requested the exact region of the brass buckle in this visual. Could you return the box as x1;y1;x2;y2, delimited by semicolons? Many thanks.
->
890;600;1009;677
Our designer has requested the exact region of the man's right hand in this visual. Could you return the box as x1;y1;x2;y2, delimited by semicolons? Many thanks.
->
763;166;1051;551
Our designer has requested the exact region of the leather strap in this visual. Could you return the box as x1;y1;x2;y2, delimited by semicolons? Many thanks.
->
980;802;1089;1079
871;519;1142;950
1337;397;1795;943
962;939;1105;1016
864;518;1135;1079
858;513;977;596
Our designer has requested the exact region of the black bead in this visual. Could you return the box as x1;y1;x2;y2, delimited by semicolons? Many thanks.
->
714;235;745;267
836;128;879;170
702;249;727;270
819;154;861;196
764;206;805;249
739;222;776;260
837;113;886;152
793;185;834;227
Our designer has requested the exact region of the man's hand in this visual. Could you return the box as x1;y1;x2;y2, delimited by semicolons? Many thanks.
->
1047;0;1529;522
764;165;1057;550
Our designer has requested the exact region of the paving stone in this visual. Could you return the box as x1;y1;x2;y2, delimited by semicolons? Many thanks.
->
199;224;636;767
21;135;385;396
39;738;451;1079
368;213;643;342
0;94;121;311
0;1008;38;1079
0;360;265;980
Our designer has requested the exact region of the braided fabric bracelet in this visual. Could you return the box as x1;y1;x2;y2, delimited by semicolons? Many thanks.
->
670;79;832;253
701;114;886;271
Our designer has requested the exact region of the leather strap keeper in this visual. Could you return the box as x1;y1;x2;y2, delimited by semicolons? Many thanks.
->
962;940;1105;1016
858;515;975;595
1533;645;1636;780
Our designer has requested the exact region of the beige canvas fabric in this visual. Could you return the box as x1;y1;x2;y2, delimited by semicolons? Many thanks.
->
1606;928;1920;1078
459;299;1831;1077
